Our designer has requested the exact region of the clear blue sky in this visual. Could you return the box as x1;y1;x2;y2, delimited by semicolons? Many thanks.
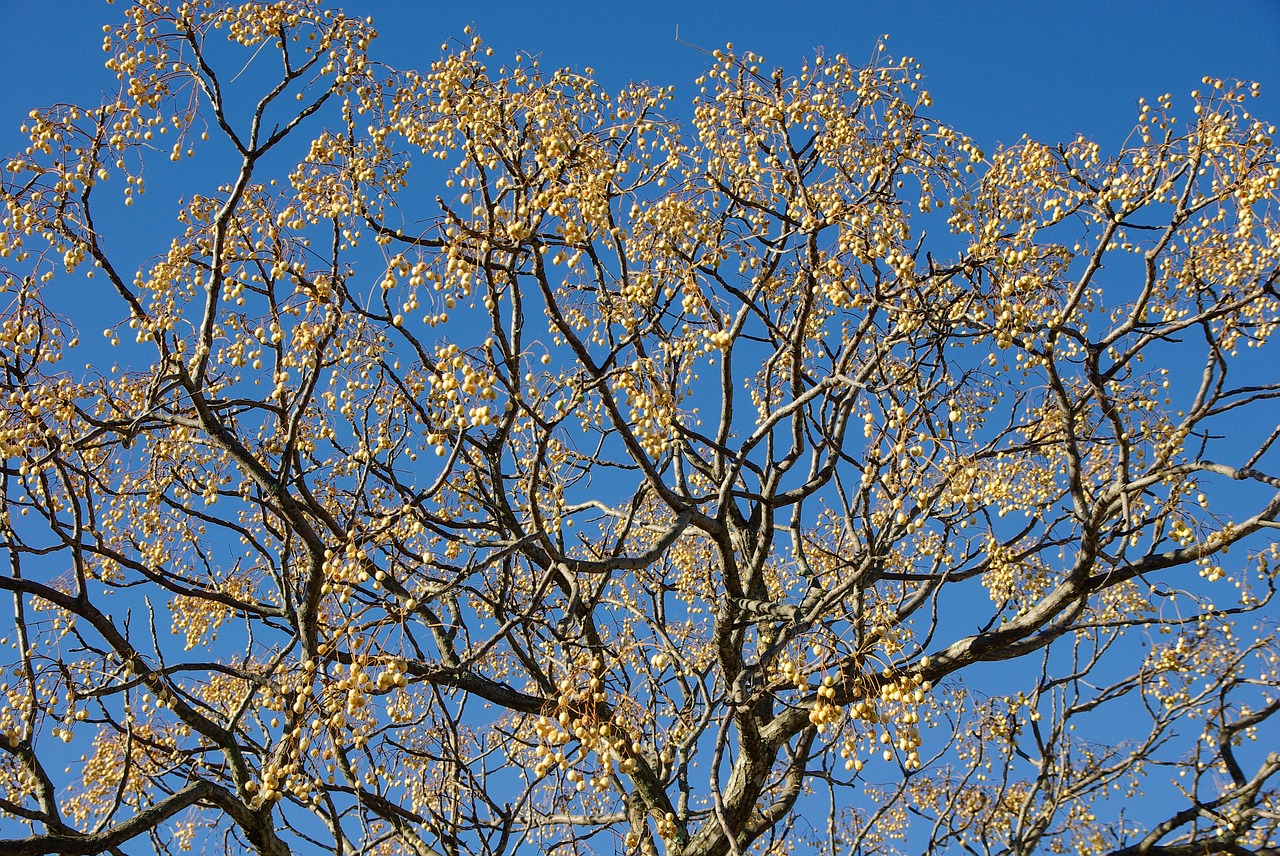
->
2;3;1278;850
2;1;1278;156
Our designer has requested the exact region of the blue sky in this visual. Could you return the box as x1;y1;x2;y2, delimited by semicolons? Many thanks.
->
1;3;1279;850
3;1;1278;156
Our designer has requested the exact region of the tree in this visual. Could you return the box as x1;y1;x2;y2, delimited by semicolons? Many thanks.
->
1;2;1279;853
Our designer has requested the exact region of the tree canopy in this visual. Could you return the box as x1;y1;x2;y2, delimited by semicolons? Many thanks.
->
2;3;1280;854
